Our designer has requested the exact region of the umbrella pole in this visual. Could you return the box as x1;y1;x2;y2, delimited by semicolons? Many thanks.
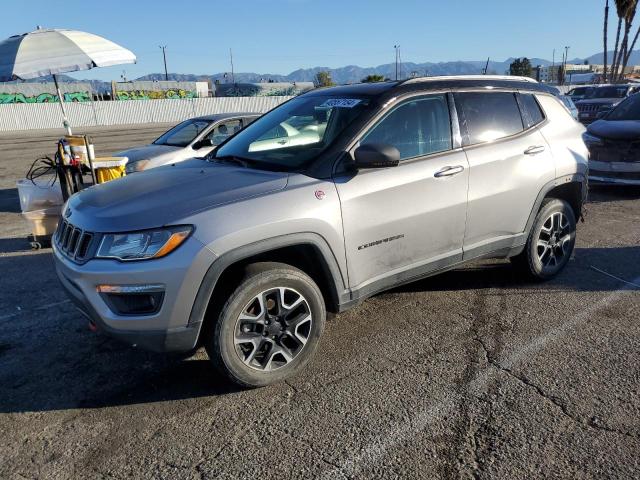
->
53;74;72;135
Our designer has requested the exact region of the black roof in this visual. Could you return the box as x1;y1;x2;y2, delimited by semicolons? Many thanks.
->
303;76;558;100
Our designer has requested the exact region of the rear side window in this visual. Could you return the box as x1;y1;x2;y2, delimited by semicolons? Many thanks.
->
455;92;524;146
520;93;545;128
362;94;452;161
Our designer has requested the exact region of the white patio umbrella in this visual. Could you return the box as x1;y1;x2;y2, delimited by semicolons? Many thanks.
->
0;27;136;133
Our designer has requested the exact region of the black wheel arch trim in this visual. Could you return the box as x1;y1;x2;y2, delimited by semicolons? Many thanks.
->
524;173;587;236
187;233;348;330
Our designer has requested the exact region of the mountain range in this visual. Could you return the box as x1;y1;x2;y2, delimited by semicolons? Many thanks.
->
19;50;640;92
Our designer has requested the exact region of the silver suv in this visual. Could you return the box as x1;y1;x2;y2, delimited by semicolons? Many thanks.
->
53;76;588;387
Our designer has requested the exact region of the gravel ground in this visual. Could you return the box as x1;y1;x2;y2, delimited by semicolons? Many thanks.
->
0;125;639;479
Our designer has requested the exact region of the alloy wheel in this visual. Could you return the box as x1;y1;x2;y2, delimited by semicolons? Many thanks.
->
536;211;572;268
234;287;313;371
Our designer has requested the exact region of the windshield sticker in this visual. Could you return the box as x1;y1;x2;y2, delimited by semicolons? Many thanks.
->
320;98;362;108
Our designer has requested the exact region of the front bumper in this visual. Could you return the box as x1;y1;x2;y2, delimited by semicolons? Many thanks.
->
53;236;217;352
589;160;640;186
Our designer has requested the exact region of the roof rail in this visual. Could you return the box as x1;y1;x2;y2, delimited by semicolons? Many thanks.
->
401;75;539;85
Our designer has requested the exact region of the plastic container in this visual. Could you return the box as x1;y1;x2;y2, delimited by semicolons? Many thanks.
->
16;179;64;213
22;206;62;237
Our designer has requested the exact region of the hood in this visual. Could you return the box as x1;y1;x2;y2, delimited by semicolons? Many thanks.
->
115;144;181;162
67;159;289;232
575;98;621;106
588;119;640;140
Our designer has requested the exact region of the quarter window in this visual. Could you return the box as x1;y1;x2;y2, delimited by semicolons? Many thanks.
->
361;95;452;161
455;92;524;145
520;93;545;128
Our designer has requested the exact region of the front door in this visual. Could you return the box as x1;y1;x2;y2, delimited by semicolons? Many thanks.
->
334;94;469;293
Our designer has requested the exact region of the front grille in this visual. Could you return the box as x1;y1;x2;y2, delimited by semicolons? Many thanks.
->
589;139;640;163
55;219;95;262
577;103;599;113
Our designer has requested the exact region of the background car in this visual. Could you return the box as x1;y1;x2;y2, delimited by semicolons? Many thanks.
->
583;93;640;185
118;113;259;172
559;95;579;120
575;84;640;125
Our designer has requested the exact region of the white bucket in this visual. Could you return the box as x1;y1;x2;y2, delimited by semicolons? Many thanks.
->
16;178;64;213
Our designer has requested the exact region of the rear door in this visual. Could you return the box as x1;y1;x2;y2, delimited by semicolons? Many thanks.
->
335;93;469;292
455;91;555;257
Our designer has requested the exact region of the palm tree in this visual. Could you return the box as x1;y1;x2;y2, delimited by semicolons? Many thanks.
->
617;0;639;80
611;0;638;82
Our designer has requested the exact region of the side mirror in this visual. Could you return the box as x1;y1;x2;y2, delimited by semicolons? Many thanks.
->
193;138;214;149
354;143;400;169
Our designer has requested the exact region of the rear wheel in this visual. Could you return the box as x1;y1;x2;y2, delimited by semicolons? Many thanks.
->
206;262;326;387
512;198;576;280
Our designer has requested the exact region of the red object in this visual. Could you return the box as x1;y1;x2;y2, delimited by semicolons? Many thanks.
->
88;321;97;332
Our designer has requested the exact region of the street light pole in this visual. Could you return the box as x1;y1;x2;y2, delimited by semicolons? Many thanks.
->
563;45;570;85
394;45;400;81
159;45;168;81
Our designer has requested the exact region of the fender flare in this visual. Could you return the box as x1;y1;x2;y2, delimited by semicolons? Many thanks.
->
187;232;348;328
524;173;587;236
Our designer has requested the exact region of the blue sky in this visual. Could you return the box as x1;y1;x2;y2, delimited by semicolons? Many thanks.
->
1;0;618;80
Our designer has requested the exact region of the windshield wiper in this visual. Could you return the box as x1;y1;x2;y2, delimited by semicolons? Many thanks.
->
210;155;256;168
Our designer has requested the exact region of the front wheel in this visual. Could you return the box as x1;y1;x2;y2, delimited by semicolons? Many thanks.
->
206;262;326;387
512;198;577;280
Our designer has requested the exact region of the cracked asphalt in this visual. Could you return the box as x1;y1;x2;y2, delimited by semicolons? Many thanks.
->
1;126;639;479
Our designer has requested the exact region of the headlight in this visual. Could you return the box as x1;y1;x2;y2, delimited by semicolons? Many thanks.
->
97;226;193;261
582;132;603;146
125;159;151;174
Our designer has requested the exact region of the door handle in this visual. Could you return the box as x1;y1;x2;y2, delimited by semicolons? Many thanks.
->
524;145;546;155
434;165;465;178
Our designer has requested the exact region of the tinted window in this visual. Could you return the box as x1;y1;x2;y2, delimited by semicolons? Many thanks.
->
455;92;524;145
362;95;452;160
520;94;545;128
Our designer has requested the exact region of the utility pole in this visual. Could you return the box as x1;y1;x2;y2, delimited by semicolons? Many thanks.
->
229;48;235;84
394;45;400;80
563;46;570;85
159;45;168;81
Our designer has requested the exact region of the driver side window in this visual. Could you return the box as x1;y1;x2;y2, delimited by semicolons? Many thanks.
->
361;95;452;161
206;119;241;145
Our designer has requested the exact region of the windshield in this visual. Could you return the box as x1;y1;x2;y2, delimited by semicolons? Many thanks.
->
212;95;372;170
587;86;628;99
569;87;591;96
153;119;212;147
606;94;640;120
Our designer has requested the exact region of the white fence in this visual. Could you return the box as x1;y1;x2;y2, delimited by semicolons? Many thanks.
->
0;96;293;132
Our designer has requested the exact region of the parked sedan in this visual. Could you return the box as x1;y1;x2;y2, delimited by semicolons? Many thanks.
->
583;93;640;185
118;113;259;173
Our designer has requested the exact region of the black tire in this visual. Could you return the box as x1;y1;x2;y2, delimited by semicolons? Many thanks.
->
511;198;577;280
206;262;326;388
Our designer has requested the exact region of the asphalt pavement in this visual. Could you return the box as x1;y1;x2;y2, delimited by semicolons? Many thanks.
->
0;125;638;479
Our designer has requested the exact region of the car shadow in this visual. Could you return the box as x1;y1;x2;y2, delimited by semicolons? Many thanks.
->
388;246;640;295
0;188;20;213
0;237;33;254
0;246;637;414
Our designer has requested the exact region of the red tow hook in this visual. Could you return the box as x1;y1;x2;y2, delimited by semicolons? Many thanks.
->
88;321;98;332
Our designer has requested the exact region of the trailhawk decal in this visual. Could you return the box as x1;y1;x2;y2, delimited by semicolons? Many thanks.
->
357;234;405;251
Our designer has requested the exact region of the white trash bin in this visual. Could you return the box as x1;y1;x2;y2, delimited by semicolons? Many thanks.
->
16;178;64;213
